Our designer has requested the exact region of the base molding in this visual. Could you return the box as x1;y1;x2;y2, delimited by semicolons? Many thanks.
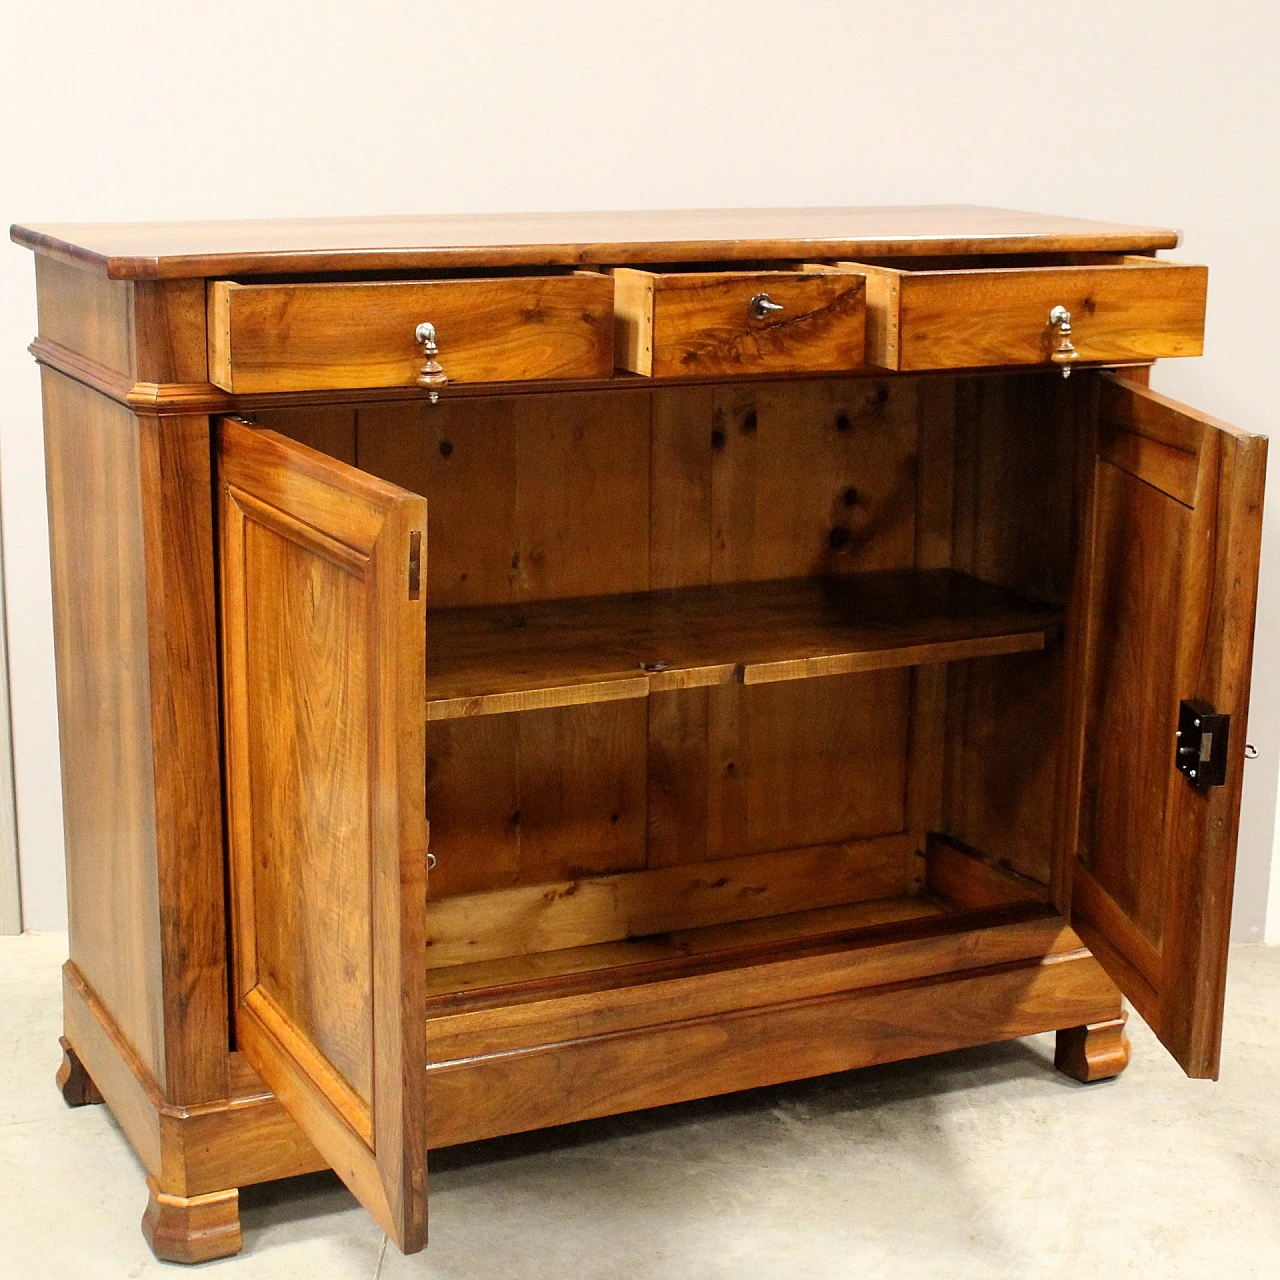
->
61;961;326;1196
141;1178;242;1264
425;933;1126;1147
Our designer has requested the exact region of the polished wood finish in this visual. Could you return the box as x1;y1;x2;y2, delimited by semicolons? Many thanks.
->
422;893;948;1004
924;835;1050;910
425;834;914;968
13;206;1181;279
43;369;228;1109
43;372;166;1085
424;917;1122;1148
21;208;1261;1263
218;422;429;1250
56;1036;104;1107
425;909;1074;1055
141;1179;242;1265
63;962;325;1198
1065;377;1266;1079
828;256;1206;371
611;268;865;376
424;570;1057;720
209;274;614;393
1054;1012;1132;1083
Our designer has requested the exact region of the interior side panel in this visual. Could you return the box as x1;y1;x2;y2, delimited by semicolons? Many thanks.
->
941;373;1082;886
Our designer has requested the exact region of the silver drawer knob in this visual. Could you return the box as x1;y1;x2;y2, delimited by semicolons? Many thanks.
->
1048;305;1078;378
748;293;784;321
415;321;448;402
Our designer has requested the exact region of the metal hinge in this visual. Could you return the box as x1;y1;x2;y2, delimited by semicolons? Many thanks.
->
1176;699;1230;788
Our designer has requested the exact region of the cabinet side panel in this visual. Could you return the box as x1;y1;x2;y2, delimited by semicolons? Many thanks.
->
943;374;1081;885
35;256;135;377
43;369;165;1083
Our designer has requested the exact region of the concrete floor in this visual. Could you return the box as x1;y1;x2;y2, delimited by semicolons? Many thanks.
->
3;933;1280;1279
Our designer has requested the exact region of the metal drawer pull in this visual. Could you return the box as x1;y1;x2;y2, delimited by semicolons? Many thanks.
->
1048;305;1078;377
415;321;448;402
748;293;784;321
427;852;437;870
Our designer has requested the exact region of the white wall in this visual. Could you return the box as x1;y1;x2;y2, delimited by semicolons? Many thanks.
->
1;0;1277;934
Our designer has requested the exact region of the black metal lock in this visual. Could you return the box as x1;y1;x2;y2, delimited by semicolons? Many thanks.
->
1175;699;1230;789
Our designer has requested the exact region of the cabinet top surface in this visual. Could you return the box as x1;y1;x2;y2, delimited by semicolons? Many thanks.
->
10;205;1181;281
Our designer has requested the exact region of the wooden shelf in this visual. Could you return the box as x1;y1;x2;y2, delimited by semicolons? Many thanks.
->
425;568;1060;720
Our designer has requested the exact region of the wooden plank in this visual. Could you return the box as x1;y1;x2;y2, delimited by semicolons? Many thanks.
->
424;834;914;968
207;274;614;393
516;700;649;886
43;371;166;1087
255;405;358;465
427;700;649;897
1075;458;1187;947
943;374;1079;889
611;268;655;374
649;386;713;588
138;414;231;1105
358;393;649;609
1098;419;1197;506
424;570;1058;718
35;255;133;375
924;835;1049;910
709;378;920;583
646;688;711;869
423;895;947;1005
425;911;1076;1060
706;671;909;860
11;206;1183;279
424;945;1121;1148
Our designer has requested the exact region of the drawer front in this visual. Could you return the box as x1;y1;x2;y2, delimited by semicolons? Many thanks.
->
837;258;1206;371
613;269;866;377
208;274;615;393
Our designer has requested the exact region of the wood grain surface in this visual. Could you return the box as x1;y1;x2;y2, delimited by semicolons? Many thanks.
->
12;205;1180;278
832;257;1206;370
423;834;915;968
219;422;428;1251
209;274;614;392
423;570;1059;718
1068;377;1266;1078
423;923;1120;1147
612;268;865;377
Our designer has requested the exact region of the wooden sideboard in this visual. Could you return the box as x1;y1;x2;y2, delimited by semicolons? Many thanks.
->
11;207;1265;1263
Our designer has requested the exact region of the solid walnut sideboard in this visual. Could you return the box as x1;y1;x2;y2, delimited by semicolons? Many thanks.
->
11;207;1265;1262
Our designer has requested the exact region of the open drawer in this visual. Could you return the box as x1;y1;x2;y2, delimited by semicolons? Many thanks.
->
207;272;614;393
808;255;1207;371
611;267;866;376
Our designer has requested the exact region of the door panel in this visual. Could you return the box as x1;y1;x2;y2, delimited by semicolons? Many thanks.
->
219;419;428;1250
1064;376;1265;1078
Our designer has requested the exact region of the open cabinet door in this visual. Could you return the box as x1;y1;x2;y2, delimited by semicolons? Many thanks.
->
1064;375;1266;1078
218;419;429;1250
